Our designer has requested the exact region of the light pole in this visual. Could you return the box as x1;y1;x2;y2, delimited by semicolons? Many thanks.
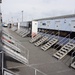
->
11;17;13;24
22;10;23;23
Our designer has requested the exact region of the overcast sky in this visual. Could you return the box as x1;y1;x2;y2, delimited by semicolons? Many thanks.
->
1;0;75;23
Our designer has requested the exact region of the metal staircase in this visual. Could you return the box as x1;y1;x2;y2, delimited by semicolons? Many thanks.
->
16;28;30;37
53;42;75;60
29;33;42;43
41;38;58;51
22;31;30;37
34;36;48;46
2;45;28;64
16;30;21;34
19;29;28;36
70;50;75;69
71;61;75;69
2;34;15;44
2;39;21;53
11;27;17;31
16;29;25;34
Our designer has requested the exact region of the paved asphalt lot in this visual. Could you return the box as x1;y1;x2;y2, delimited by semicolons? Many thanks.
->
2;27;75;75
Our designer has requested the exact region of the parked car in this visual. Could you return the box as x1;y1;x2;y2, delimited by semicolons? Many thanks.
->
2;23;8;27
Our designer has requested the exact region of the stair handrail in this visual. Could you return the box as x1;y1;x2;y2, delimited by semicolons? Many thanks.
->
48;34;55;40
54;38;69;50
71;50;75;64
54;31;60;39
57;34;71;44
58;32;73;46
3;68;18;75
2;30;21;44
42;31;51;36
54;37;75;50
69;37;75;44
60;38;69;45
47;31;60;41
53;33;71;48
39;32;54;42
55;31;60;36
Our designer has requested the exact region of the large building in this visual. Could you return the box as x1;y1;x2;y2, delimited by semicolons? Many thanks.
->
31;14;75;38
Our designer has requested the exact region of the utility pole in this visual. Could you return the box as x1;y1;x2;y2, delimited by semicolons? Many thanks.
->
22;10;23;23
11;17;13;24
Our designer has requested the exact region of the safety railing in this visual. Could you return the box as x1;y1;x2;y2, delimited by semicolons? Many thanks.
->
0;51;18;75
53;33;72;50
54;38;69;50
45;31;58;41
69;37;75;44
53;33;71;48
0;51;47;75
71;50;75;64
15;43;29;64
3;68;18;75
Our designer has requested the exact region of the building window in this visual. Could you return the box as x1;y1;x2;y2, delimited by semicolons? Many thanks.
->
74;26;75;28
42;23;46;25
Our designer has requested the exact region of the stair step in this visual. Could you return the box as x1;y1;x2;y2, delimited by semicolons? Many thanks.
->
34;36;48;46
22;31;30;37
41;38;58;51
53;42;75;60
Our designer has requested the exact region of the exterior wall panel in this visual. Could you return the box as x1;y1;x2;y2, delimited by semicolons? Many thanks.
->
38;17;75;32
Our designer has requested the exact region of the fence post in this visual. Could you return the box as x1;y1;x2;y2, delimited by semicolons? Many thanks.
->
35;69;37;75
0;51;4;75
27;50;29;65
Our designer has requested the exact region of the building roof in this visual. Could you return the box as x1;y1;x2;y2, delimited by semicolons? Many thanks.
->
33;14;75;21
